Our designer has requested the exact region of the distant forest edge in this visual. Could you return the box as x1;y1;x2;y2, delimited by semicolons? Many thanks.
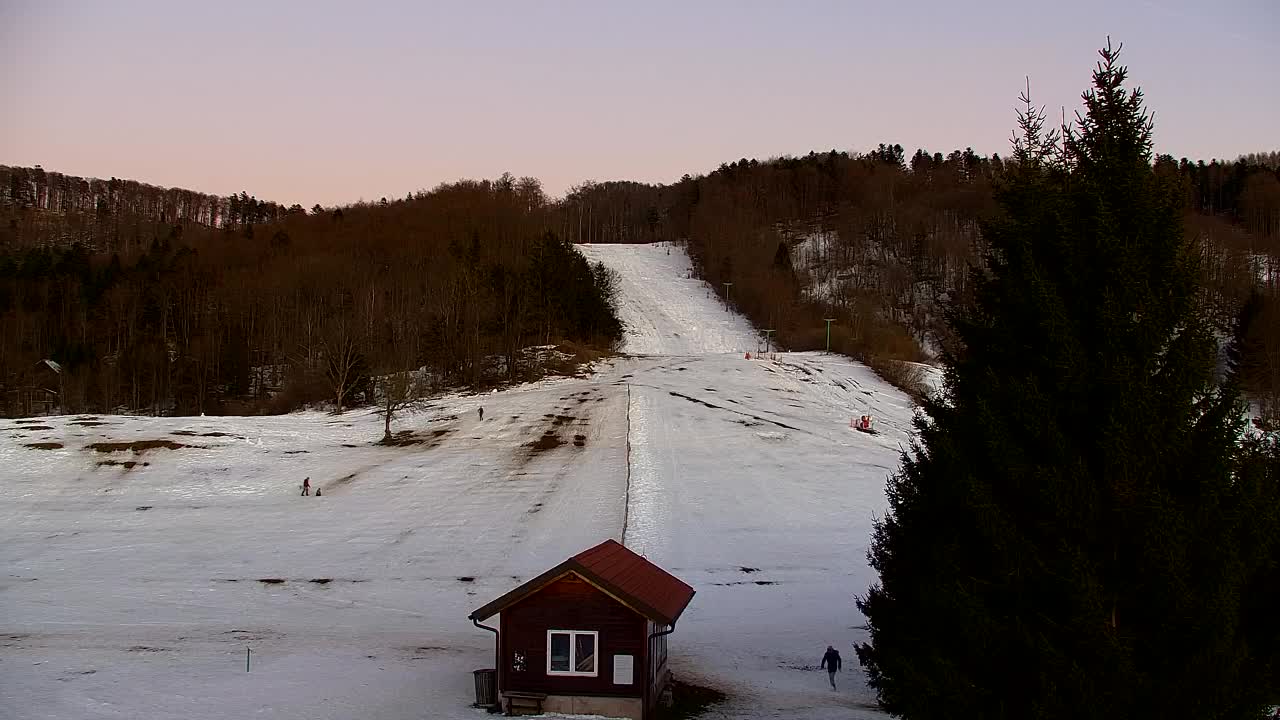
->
1;149;1277;418
0;168;621;416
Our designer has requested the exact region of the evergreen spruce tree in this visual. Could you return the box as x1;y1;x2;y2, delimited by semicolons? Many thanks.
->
855;41;1280;720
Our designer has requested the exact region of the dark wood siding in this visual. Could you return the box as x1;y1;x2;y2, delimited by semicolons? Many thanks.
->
500;574;647;698
645;619;672;715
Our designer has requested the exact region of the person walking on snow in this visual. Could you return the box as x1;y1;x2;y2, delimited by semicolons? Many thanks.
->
821;645;842;689
301;477;310;496
477;407;484;421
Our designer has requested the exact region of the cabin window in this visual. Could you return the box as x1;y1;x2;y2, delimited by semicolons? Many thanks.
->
546;630;598;676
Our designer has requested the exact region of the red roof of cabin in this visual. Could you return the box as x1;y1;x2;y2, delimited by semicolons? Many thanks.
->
469;539;695;626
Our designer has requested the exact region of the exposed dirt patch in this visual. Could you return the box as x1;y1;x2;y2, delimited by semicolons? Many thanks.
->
223;629;284;642
551;414;576;426
668;391;803;432
457;576;475;583
381;430;427;447
128;646;170;653
16;425;54;431
14;419;43;424
657;679;728;720
88;440;190;453
329;472;359;488
528;433;565;452
573;434;587;447
97;460;149;469
24;442;63;450
135;506;153;511
408;645;465;660
309;578;332;585
283;450;308;455
257;578;285;585
739;566;760;574
171;430;198;436
71;420;106;426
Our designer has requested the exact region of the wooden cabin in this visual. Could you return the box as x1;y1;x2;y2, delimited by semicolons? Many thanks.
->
469;539;695;719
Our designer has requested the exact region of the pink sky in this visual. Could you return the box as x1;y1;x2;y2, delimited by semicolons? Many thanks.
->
2;0;1276;208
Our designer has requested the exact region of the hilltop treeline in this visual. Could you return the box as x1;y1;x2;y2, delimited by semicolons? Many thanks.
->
0;174;621;416
3;147;1277;417
0;165;305;252
558;148;1280;407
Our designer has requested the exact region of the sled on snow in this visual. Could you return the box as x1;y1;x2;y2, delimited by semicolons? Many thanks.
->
851;415;879;435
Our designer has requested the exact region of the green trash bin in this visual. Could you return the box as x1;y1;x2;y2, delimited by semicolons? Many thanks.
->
473;668;497;709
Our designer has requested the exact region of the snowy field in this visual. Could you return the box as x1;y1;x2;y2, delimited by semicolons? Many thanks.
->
2;243;915;719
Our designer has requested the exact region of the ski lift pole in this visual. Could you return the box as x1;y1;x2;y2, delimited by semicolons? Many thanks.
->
762;330;775;356
823;319;836;353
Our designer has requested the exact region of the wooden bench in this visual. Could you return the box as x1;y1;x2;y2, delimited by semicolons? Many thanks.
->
501;691;547;716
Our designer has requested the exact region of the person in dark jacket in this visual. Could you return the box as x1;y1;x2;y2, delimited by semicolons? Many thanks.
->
820;645;842;689
301;477;310;496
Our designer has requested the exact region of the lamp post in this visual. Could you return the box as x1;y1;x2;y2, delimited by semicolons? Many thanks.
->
823;318;837;353
722;282;733;309
762;329;776;355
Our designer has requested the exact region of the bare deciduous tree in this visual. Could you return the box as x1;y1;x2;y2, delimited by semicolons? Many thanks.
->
322;319;363;414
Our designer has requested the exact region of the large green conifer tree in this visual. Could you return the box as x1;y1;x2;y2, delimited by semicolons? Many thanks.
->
855;41;1280;720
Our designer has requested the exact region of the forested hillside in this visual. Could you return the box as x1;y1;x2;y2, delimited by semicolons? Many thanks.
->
0;170;621;416
557;149;1280;413
3;149;1277;419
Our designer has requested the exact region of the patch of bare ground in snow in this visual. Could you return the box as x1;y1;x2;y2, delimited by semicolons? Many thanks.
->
97;459;150;469
527;432;565;452
87;439;193;453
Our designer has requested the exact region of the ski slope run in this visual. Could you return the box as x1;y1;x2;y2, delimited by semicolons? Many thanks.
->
579;242;759;355
2;242;914;719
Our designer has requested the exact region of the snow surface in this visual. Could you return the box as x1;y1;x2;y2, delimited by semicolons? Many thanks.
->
578;242;760;356
2;242;914;719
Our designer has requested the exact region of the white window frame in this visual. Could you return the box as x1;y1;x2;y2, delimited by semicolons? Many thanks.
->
546;629;599;677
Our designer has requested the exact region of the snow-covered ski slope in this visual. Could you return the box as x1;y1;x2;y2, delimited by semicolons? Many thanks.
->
578;243;758;355
2;242;912;719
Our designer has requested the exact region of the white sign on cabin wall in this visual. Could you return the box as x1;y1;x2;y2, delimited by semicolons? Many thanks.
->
613;654;635;685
